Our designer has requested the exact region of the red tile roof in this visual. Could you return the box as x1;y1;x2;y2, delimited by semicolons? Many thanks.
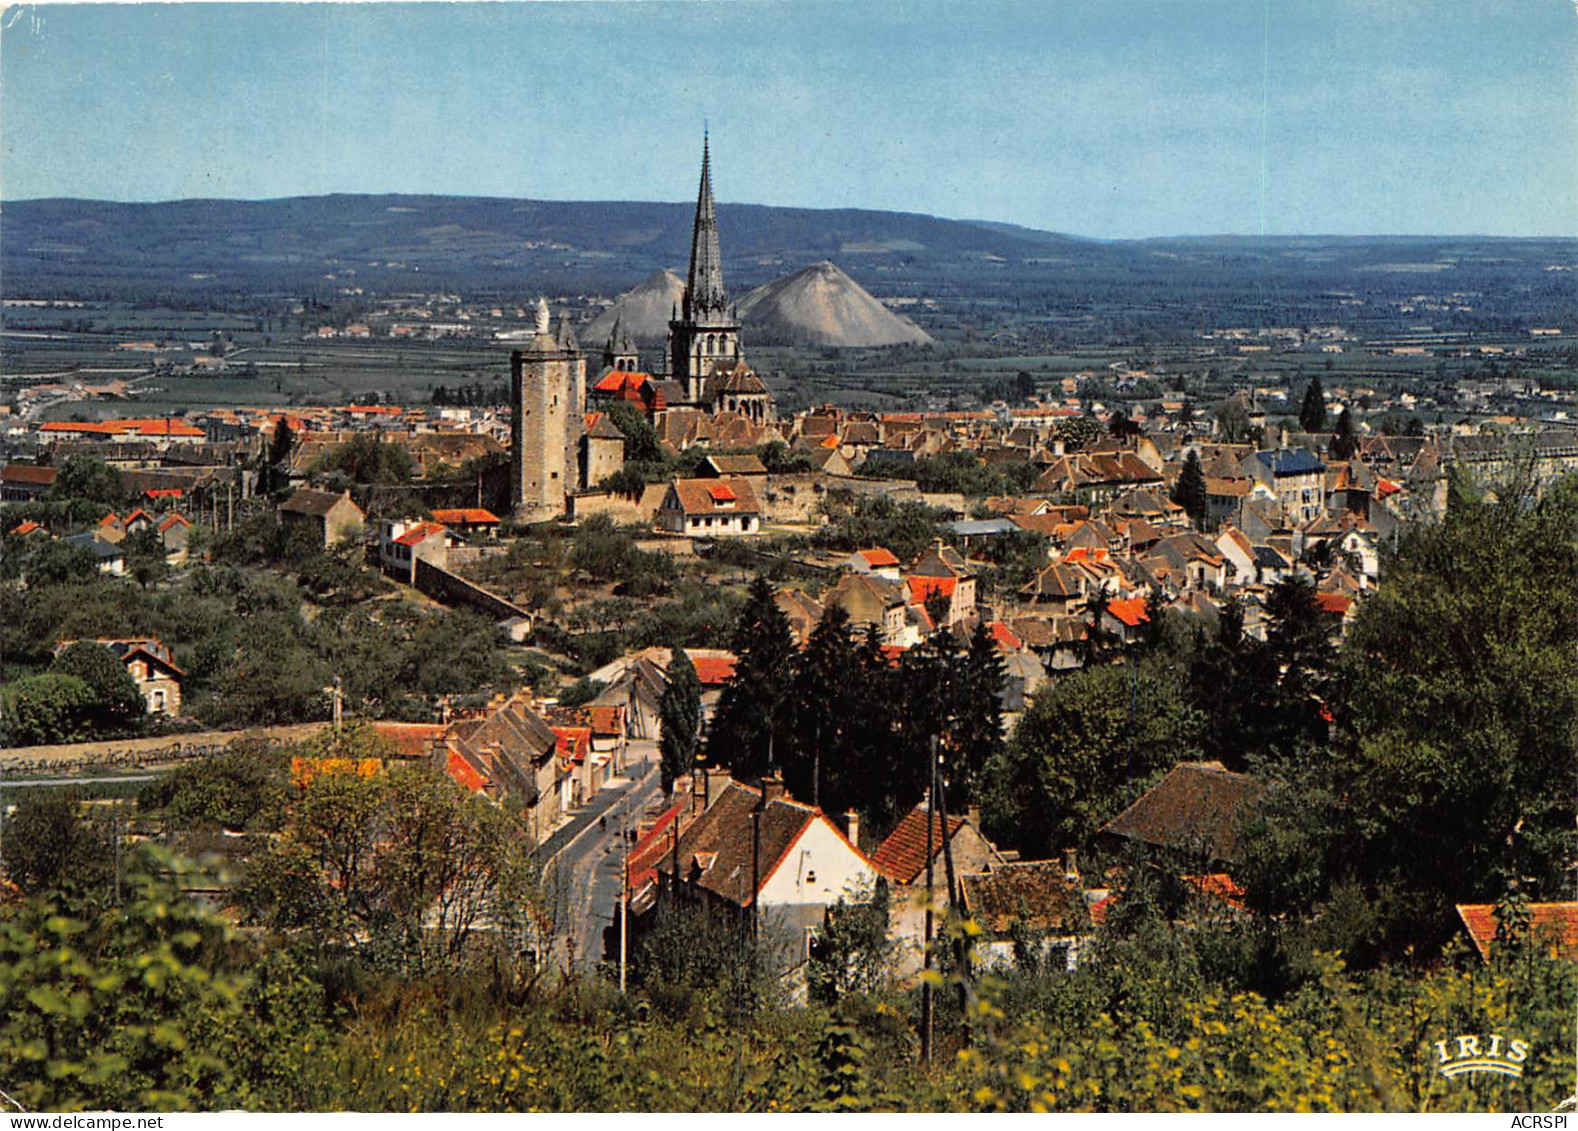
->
858;548;900;568
666;477;762;516
41;421;122;435
627;796;689;893
373;722;448;759
688;653;737;686
446;747;488;792
593;370;655;394
157;513;191;533
430;507;500;526
869;805;965;885
585;705;625;736
105;418;205;437
1183;872;1247;911
1107;596;1151;627
393;521;448;547
8;520;44;536
987;621;1022;652
2;464;58;486
553;726;592;767
1315;592;1354;616
906;576;956;606
1456;903;1578;963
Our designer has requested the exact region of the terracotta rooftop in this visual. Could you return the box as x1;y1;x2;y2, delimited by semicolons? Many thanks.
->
1100;761;1266;864
961;860;1089;934
870;805;965;885
1456;903;1578;963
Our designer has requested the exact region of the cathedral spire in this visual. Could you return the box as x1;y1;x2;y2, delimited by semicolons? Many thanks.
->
685;132;727;319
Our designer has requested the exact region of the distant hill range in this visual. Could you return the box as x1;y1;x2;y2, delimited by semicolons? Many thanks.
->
4;194;1572;339
1;193;1097;302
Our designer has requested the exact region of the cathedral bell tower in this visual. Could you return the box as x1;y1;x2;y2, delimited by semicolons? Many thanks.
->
668;133;742;406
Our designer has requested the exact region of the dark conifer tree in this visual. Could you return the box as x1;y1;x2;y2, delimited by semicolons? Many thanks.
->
1172;449;1210;530
1299;375;1328;434
1262;574;1337;763
707;577;797;783
785;605;859;811
1331;407;1358;461
952;621;1007;807
658;645;702;795
847;625;900;828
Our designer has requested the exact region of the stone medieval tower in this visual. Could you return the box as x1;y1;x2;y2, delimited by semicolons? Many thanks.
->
510;297;585;518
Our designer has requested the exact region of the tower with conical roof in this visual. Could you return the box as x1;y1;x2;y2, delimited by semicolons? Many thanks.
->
668;133;743;405
510;297;586;518
602;316;639;373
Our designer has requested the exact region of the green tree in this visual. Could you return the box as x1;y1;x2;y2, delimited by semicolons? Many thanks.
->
241;762;540;975
138;739;291;832
51;641;146;737
953;620;1008;807
0;788;111;895
807;883;897;1004
49;454;123;506
1265;575;1334;716
1172;449;1210;530
981;659;1203;859
20;538;98;587
0;672;95;746
1331;469;1578;947
122;525;171;589
658;646;702;794
269;417;296;467
315;432;413;484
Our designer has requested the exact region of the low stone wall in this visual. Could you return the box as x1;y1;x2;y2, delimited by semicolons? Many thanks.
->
447;543;511;568
568;491;652;525
0;723;325;777
415;556;532;625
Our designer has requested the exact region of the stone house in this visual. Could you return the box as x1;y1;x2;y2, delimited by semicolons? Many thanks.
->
278;487;365;548
55;637;184;717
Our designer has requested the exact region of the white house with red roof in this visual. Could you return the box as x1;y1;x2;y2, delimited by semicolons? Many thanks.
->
656;477;761;537
377;518;451;582
845;547;902;579
650;778;878;964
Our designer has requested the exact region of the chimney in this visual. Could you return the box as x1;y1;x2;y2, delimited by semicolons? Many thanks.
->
760;775;786;806
1063;847;1080;885
843;810;860;849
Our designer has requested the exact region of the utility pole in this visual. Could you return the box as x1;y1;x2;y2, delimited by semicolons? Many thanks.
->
812;719;821;810
936;765;969;1025
920;735;938;1066
619;799;630;994
331;675;343;728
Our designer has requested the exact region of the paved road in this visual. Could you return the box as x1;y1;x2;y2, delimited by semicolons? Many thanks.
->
542;740;664;971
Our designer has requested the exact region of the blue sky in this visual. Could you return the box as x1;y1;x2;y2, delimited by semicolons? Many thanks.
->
3;1;1574;237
